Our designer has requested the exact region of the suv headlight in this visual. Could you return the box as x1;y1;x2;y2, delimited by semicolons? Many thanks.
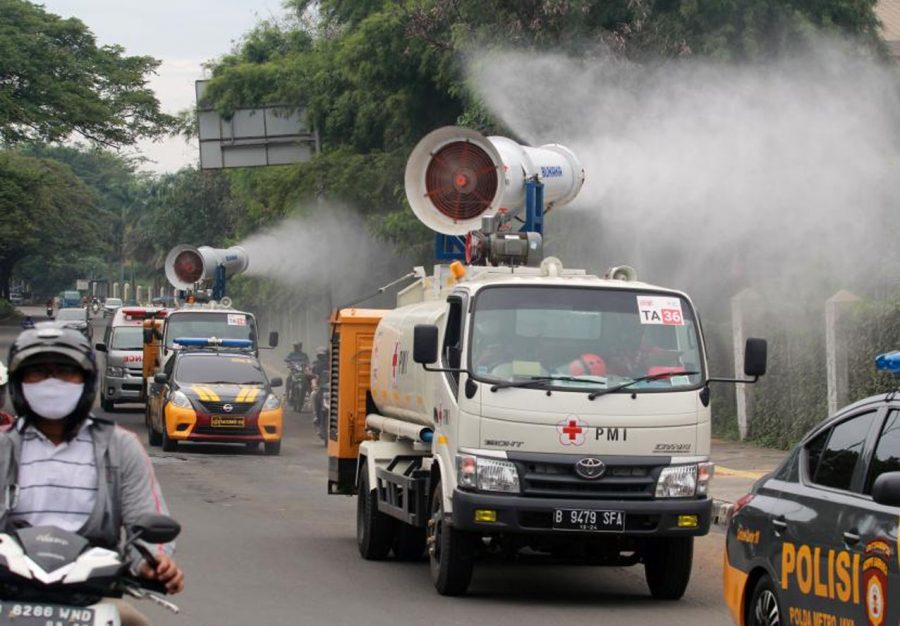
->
655;464;700;498
457;454;520;493
263;393;281;410
106;366;125;377
168;390;191;409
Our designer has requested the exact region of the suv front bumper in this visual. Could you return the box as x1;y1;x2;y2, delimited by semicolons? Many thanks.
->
452;490;711;537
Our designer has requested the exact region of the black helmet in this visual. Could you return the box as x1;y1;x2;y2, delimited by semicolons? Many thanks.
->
8;327;98;432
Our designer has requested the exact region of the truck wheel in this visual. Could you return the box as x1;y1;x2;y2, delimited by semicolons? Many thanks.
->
146;407;161;447
428;481;475;596
264;441;281;456
747;574;783;626
161;418;178;452
393;525;426;561
356;469;394;560
644;537;693;600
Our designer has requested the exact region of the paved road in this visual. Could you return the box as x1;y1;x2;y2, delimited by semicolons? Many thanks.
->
1;309;743;626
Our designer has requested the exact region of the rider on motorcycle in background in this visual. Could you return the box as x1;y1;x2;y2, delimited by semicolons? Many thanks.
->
284;342;311;412
0;327;185;625
285;342;309;367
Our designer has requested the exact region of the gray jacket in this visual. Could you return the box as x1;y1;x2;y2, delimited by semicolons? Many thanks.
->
0;417;175;562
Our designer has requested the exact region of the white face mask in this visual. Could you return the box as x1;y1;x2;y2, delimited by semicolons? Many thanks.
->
22;379;84;420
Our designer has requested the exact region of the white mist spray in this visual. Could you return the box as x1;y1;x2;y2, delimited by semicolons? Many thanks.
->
467;39;900;305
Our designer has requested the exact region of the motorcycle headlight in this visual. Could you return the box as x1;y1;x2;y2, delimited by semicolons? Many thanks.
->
168;390;191;409
457;454;520;493
106;366;125;377
263;393;281;410
656;464;699;498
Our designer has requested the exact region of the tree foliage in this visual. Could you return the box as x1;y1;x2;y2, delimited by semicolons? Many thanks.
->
0;0;175;146
0;151;106;298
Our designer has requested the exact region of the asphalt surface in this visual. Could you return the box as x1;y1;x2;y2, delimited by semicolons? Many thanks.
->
0;307;781;626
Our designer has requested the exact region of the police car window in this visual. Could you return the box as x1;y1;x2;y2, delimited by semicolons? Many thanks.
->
176;357;266;385
812;411;877;491
866;410;900;494
774;447;800;482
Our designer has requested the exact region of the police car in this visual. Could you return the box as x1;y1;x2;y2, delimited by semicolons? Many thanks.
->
724;352;900;626
145;338;284;455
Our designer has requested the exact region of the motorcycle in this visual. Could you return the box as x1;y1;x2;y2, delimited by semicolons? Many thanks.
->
311;378;329;445
0;513;181;625
90;301;100;316
284;361;311;413
45;306;53;319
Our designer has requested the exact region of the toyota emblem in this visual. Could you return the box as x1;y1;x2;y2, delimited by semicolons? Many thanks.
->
222;404;233;413
575;457;605;480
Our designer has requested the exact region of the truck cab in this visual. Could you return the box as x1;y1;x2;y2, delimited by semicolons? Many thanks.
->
333;261;766;598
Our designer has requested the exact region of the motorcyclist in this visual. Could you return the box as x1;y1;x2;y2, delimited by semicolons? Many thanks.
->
0;361;13;431
284;342;310;411
0;327;184;625
45;297;54;318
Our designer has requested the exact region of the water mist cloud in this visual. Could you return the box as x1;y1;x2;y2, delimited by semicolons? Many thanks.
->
468;40;900;302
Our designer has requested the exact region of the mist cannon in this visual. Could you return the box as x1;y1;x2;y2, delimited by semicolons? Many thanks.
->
164;244;249;297
405;126;584;237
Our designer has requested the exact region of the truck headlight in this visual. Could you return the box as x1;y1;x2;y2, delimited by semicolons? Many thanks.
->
168;390;191;409
656;464;698;498
106;366;125;377
263;393;281;410
457;455;520;493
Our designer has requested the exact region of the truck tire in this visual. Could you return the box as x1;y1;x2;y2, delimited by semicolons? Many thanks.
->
357;469;394;560
746;574;783;626
393;525;426;561
146;407;161;447
643;537;693;600
428;481;475;596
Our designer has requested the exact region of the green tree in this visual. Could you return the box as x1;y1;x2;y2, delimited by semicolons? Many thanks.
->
0;151;106;298
0;0;174;146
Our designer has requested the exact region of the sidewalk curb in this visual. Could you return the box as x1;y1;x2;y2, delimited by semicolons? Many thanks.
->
712;499;734;528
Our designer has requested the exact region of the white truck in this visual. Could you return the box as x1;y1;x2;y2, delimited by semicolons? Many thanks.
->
326;126;766;598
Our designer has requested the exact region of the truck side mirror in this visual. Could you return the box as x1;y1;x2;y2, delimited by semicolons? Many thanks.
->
872;471;900;507
153;373;168;385
744;338;767;378
270;376;283;388
413;325;439;365
95;343;107;353
269;331;279;348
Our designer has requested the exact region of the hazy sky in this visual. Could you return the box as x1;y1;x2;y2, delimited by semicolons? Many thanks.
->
41;0;282;173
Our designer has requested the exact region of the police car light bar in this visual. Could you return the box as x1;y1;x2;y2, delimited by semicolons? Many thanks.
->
174;337;253;348
122;308;169;320
875;351;900;373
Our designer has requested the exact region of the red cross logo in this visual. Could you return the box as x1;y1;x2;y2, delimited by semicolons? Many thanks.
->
557;416;587;446
391;342;400;384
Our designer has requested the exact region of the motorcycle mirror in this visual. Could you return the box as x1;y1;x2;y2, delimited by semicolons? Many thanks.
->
270;376;283;388
95;342;107;353
131;514;181;544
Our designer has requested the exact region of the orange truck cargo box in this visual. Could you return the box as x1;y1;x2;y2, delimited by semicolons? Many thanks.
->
327;308;387;494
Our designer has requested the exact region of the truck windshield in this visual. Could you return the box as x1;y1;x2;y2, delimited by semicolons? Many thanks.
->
469;287;704;392
165;312;257;349
111;327;144;350
175;356;266;385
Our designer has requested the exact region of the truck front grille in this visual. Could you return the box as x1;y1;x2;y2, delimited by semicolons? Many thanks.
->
512;457;660;500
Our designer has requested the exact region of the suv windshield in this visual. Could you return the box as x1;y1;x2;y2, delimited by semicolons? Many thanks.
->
470;287;704;391
165;312;257;349
111;327;143;350
176;356;266;385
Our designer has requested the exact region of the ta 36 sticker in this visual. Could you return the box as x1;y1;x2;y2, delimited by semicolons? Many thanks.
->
637;295;684;326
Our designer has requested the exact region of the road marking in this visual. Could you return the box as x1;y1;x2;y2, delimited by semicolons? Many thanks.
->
716;466;767;479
